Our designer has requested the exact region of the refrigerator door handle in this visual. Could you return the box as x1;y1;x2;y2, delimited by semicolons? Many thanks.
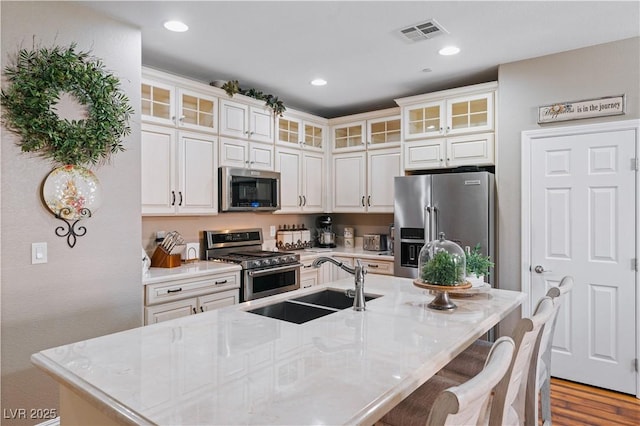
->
432;206;440;238
424;206;432;243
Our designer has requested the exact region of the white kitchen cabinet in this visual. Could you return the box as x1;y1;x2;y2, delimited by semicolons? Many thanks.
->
300;261;320;289
219;98;274;143
397;82;496;140
144;270;240;325
404;133;494;171
141;71;218;134
141;124;218;215
276;147;325;213
219;136;274;171
332;148;401;213
331;108;401;152
277;114;326;151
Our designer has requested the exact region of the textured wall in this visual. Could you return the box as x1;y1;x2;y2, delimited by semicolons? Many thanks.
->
496;37;640;335
1;2;142;424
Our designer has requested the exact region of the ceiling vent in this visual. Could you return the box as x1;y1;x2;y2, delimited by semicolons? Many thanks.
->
399;19;447;42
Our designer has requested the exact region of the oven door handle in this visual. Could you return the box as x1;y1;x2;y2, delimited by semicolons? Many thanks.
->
247;263;302;277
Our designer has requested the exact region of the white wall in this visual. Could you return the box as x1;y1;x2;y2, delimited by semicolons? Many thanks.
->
496;37;640;335
1;3;142;424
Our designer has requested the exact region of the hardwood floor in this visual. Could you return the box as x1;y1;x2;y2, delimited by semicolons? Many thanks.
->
549;378;640;426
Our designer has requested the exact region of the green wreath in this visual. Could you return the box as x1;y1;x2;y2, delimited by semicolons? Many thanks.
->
0;43;134;166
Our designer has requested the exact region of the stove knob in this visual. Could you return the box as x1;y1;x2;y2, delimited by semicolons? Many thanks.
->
265;258;273;266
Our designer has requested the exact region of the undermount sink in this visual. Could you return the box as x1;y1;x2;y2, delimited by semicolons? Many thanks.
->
246;289;382;324
291;288;381;310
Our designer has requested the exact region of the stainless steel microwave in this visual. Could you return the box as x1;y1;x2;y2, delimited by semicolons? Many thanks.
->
219;167;281;212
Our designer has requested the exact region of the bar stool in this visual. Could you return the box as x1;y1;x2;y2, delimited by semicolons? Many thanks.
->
378;336;515;426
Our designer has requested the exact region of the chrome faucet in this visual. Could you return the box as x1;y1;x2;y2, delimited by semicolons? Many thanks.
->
311;257;367;311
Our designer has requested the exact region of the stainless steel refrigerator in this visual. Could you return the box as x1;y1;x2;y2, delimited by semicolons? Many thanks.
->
394;171;495;284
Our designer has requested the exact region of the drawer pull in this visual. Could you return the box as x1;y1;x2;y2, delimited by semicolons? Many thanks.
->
215;280;228;285
192;307;197;314
367;264;379;268
167;287;183;293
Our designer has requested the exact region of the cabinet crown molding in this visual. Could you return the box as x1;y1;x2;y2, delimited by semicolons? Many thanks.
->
394;81;498;107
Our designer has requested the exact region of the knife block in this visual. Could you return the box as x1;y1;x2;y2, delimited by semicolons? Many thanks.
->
150;246;182;268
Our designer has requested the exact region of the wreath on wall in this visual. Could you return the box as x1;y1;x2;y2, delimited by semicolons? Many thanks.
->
0;43;134;166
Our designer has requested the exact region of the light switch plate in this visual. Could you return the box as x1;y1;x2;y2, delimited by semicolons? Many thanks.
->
32;242;48;264
270;225;276;237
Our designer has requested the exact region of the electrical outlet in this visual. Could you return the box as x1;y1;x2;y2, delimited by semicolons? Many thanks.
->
270;225;276;237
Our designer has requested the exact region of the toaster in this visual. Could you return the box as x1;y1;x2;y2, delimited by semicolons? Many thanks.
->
363;234;388;251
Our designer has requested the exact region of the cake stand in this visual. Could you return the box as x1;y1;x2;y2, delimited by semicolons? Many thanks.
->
413;280;472;310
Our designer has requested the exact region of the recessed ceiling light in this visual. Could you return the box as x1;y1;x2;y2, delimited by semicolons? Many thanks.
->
163;20;189;32
310;78;327;86
438;46;460;56
422;68;433;73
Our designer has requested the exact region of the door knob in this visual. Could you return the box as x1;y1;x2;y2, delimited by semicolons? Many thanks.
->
533;265;551;274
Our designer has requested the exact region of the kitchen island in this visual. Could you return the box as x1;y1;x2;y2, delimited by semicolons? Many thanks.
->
32;275;525;425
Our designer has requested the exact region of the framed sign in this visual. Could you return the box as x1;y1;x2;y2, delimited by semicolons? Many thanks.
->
538;95;625;124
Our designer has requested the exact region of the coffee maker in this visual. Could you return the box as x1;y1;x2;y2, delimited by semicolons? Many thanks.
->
315;215;336;248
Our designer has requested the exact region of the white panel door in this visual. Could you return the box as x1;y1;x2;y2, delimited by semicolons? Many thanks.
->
141;124;176;214
332;152;366;212
249;106;274;143
219;137;249;168
275;147;302;212
220;100;248;138
302;152;324;212
249;142;274;171
367;148;401;212
403;139;445;170
526;123;637;394
177;132;217;215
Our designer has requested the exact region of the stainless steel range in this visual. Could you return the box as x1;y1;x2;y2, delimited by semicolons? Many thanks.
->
203;228;301;302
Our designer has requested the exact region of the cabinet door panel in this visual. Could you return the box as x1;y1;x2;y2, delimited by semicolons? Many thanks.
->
276;148;302;212
446;133;494;167
404;140;445;170
219;138;249;168
302;153;324;212
333;153;366;212
141;125;176;214
145;298;197;324
199;290;239;312
250;143;274;170
367;149;401;213
250;107;274;143
178;132;217;214
220;100;248;138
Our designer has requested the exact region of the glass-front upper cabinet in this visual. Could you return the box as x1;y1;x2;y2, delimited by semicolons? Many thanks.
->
403;100;445;140
367;115;401;148
277;115;325;151
178;88;218;133
141;80;175;126
333;121;366;151
303;123;324;150
446;93;493;135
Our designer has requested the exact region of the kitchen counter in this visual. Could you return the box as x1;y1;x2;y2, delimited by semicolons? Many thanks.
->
32;275;524;425
142;261;242;285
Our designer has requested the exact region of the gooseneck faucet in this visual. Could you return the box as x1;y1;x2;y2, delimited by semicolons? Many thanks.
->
311;257;367;311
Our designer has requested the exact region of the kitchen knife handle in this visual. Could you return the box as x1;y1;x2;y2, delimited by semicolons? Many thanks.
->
171;191;176;206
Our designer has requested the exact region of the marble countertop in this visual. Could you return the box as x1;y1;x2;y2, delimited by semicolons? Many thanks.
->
143;261;242;285
32;276;524;425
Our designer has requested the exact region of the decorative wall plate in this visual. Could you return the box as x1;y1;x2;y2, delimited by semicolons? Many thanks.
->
42;165;102;220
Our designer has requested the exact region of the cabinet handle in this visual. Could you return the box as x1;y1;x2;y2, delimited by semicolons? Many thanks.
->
303;195;306;206
367;264;379;268
361;196;365;206
244;131;249;135
200;306;204;312
367;195;371;206
178;191;183;206
215;279;228;285
192;307;197;314
179;115;185;122
249;131;254;136
167;287;182;293
298;195;302;206
171;191;176;206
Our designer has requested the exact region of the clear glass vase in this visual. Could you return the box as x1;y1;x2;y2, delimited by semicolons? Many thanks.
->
418;232;467;286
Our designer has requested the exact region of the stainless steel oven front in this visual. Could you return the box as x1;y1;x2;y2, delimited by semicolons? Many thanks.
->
243;263;301;301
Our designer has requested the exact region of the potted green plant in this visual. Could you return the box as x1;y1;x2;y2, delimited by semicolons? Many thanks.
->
421;250;465;286
465;244;494;287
